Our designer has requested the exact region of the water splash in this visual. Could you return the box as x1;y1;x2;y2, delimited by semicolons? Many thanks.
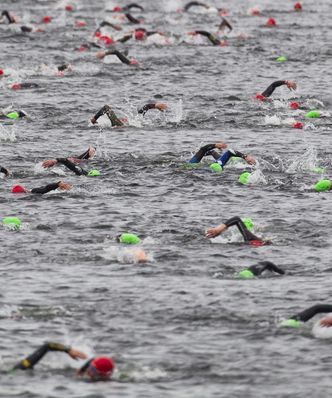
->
286;147;319;173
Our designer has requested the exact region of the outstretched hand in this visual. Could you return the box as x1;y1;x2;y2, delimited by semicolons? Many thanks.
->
319;317;332;327
155;102;167;111
58;181;72;191
215;142;227;150
42;159;58;168
285;80;297;91
245;155;256;165
68;348;88;360
96;51;106;59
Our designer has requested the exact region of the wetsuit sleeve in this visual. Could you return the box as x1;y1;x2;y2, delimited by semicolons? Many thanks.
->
224;216;261;242
20;83;39;89
125;13;140;24
146;31;158;37
77;358;94;374
124;3;144;11
184;1;209;11
195;31;220;45
0;166;9;176
117;34;132;43
216;149;247;167
13;342;70;370
261;80;286;97
31;182;61;194
56;158;87;176
104;50;131;65
249;261;285;276
290;305;332;322
138;103;158;115
219;17;232;32
189;144;218;164
91;105;124;127
99;21;122;31
2;10;15;23
76;147;95;160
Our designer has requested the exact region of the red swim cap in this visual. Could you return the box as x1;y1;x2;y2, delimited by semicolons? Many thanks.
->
294;2;302;10
42;16;52;23
113;6;122;12
293;122;304;129
95;31;101;37
249;240;265;247
130;59;139;65
266;18;277;26
90;357;114;378
290;102;300;109
0;69;4;75
12;185;27;193
135;30;145;40
11;83;22;90
250;8;261;16
255;94;266;101
65;5;74;11
76;20;87;27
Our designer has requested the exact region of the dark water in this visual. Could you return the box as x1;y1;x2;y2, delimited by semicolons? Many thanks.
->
0;0;331;397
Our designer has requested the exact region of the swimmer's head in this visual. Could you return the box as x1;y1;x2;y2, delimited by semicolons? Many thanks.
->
112;6;122;12
290;102;300;109
306;110;321;118
238;172;251;185
135;29;146;40
0;69;4;75
276;56;287;62
12;185;28;194
255;94;266;101
243;218;254;231
280;319;302;328
314;179;331;192
42;15;52;23
87;170;101;177
266;17;277;26
292;122;304;129
210;163;223;173
117;233;141;244
294;2;302;11
238;269;255;279
3;217;22;229
87;356;115;380
6;111;20;119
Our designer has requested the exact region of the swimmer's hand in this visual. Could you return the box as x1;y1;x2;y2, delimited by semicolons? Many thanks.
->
155;103;167;112
42;159;58;168
90;117;97;124
215;142;227;150
285;80;297;91
68;348;88;361
319;317;332;327
58;181;72;191
206;223;227;238
96;51;106;59
244;155;256;165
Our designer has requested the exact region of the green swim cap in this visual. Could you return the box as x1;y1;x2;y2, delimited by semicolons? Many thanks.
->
276;56;287;62
119;233;141;244
312;167;325;174
210;163;223;173
314;179;331;192
238;172;251;185
243;217;254;231
238;269;255;279
306;110;321;118
280;319;302;328
3;217;22;229
6;111;20;119
87;169;101;177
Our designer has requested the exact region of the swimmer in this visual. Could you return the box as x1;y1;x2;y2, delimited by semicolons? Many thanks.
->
188;143;256;168
96;49;138;65
188;30;222;46
57;63;72;72
12;181;72;194
111;4;144;12
1;165;10;177
42;146;96;169
183;2;210;12
284;304;332;327
206;216;270;246
11;82;39;90
91;103;167;126
0;10;16;24
258;80;297;99
12;342;115;381
239;261;285;278
0;110;27;120
117;233;148;263
117;28;162;43
218;17;233;33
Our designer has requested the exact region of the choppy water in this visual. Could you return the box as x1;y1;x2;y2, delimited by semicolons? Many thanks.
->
0;0;331;397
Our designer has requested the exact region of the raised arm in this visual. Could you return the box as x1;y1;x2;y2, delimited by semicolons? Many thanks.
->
31;181;72;194
261;80;297;98
290;304;332;322
138;102;167;115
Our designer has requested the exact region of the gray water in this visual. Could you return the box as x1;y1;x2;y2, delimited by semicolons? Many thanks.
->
0;0;332;397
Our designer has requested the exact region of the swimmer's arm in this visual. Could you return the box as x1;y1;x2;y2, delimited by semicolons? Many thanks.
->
117;34;132;43
1;10;15;24
99;21;122;31
184;1;209;11
219;17;233;32
77;358;94;375
12;342;81;370
31;181;72;194
125;13;140;24
291;304;332;322
125;3;144;12
258;261;285;275
205;223;227;238
138;103;167;115
0;166;10;176
229;149;256;165
102;50;131;65
56;158;87;175
261;80;297;97
195;30;220;45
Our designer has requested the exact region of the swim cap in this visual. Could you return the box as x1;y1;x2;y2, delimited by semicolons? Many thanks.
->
135;30;146;40
314;180;331;192
12;185;27;194
243;217;254;231
42;16;52;23
266;18;277;26
87;170;101;177
238;269;255;279
6;111;20;119
113;6;122;12
292;122;304;129
0;69;4;75
294;2;302;10
276;56;287;62
290;102;300;109
11;83;22;90
65;5;74;11
238;172;251;185
306;110;321;118
312;167;325;174
210;163;223;173
255;94;266;101
3;217;22;229
118;233;141;244
89;357;114;378
130;59;139;65
280;319;302;328
76;20;87;27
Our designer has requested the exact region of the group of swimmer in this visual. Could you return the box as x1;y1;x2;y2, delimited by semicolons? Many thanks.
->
1;0;331;383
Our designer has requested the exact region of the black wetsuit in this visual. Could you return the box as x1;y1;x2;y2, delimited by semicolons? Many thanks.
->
194;31;221;45
103;49;132;65
184;1;209;11
1;10;15;23
247;261;284;276
0;166;9;176
13;83;39;89
290;305;332;322
125;13;140;24
224;216;265;243
91;105;124;127
31;182;63;194
138;103;159;115
261;81;287;98
218;17;232;32
189;144;247;167
56;158;88;176
0;111;26;120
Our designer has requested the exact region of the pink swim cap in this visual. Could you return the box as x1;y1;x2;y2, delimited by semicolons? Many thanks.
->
12;185;27;193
